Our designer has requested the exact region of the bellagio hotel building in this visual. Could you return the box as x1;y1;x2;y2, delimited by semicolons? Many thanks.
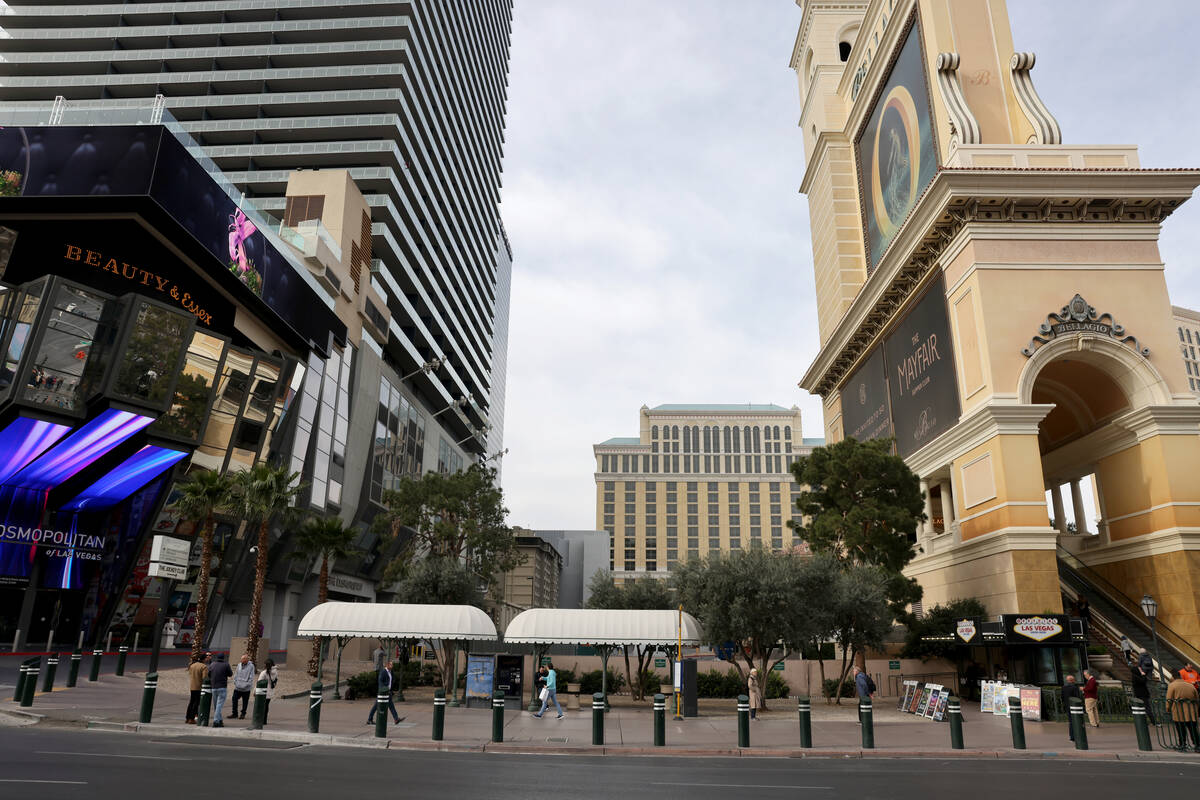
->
594;404;824;580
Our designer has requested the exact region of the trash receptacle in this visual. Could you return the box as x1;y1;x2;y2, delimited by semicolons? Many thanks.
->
567;683;581;711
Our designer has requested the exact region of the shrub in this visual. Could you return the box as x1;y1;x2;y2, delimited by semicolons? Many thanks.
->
345;670;378;700
697;667;744;698
635;668;669;697
822;677;856;699
419;663;441;686
765;670;790;699
1086;645;1108;656
579;668;625;695
555;667;578;686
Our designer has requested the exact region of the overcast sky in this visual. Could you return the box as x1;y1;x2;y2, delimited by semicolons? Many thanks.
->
497;0;1200;531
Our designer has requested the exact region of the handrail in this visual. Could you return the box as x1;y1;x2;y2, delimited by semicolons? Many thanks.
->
1057;546;1200;665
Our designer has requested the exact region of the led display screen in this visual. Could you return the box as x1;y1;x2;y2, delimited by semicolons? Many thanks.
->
0;415;72;484
7;408;153;490
62;445;187;511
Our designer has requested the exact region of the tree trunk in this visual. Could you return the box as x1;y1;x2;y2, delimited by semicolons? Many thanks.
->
623;645;634;700
191;511;215;662
245;519;269;662
833;645;854;705
817;654;828;704
308;554;329;677
439;641;458;696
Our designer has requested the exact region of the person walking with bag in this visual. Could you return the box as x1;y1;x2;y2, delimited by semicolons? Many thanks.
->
258;659;279;725
366;661;403;726
534;663;564;719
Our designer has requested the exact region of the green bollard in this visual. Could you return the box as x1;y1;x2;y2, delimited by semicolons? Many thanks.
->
492;690;505;743
20;658;39;707
88;648;102;682
798;696;813;748
591;692;605;746
42;654;59;693
307;682;322;733
66;649;81;688
737;693;750;747
1008;696;1026;750
1069;697;1088;750
115;646;128;677
432;689;446;741
13;660;29;702
1131;698;1153;752
653;693;666;747
374;690;389;739
948;696;964;749
250;678;267;730
860;695;875;749
139;672;158;723
198;678;212;727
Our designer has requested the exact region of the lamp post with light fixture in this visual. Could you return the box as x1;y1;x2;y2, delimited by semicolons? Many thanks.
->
1141;593;1166;690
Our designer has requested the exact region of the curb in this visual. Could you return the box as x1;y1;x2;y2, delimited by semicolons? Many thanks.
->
0;707;44;723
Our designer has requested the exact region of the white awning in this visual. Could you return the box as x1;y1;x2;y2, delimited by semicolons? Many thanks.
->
503;608;704;646
296;601;498;641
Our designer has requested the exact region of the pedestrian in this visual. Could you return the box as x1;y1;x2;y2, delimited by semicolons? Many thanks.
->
232;653;256;720
1119;635;1135;665
1178;662;1199;688
1131;661;1157;725
533;662;564;719
185;652;209;724
1166;673;1200;752
1063;675;1083;742
853;665;874;724
258;658;279;725
208;652;233;728
372;643;386;673
1138;648;1155;681
1077;597;1091;635
747;667;762;720
366;661;403;726
1082;669;1100;727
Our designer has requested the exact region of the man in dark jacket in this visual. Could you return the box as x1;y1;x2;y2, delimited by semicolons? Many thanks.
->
1131;663;1156;725
208;653;233;728
1063;675;1084;742
366;661;403;726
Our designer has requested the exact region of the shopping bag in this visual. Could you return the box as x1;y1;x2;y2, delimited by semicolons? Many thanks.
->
539;687;549;701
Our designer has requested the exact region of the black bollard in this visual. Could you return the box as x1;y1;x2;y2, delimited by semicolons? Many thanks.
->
307;682;322;733
250;677;267;730
115;646;128;677
88;648;102;682
1132;698;1153;752
798;695;813;748
374;689;389;739
948;696;964;749
1008;696;1026;749
1069;697;1088;750
198;678;212;727
13;660;28;702
139;672;158;723
492;689;505;743
433;689;446;741
737;693;750;747
653;693;666;747
41;654;59;693
19;658;39;707
860;696;875;749
66;649;81;688
591;692;605;746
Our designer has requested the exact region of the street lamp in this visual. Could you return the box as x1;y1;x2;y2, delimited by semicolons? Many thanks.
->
1140;593;1166;689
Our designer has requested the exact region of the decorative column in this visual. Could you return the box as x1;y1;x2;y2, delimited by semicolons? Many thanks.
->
939;481;955;532
920;480;935;538
1050;485;1068;534
1070;479;1088;535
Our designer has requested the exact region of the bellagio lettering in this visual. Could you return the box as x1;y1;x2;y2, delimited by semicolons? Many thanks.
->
63;243;214;326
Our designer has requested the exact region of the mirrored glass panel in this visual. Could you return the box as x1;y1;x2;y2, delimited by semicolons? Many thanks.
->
22;282;106;412
110;301;191;409
151;330;225;442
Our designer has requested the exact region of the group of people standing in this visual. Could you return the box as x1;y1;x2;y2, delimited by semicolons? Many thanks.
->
185;651;279;727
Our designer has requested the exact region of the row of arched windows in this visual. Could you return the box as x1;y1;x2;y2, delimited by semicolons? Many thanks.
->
651;424;792;454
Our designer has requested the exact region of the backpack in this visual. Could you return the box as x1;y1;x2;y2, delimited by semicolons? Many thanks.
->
866;675;877;694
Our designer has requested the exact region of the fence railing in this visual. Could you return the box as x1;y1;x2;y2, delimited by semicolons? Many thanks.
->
1040;684;1133;722
1149;696;1200;751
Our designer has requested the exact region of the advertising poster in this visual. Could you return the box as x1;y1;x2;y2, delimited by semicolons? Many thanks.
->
855;14;938;273
980;681;995;713
924;686;942;719
465;654;495;709
993;684;1012;716
933;693;949;721
899;680;917;711
840;347;892;443
883;276;960;457
915;685;933;716
908;684;924;714
1020;687;1042;721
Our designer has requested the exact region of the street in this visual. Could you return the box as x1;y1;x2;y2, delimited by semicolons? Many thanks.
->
1;726;1198;800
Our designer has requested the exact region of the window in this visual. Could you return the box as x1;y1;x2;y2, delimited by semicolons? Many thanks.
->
652;425;658;439
732;427;741;453
683;427;691;453
284;194;325;227
839;40;852;61
724;426;732;451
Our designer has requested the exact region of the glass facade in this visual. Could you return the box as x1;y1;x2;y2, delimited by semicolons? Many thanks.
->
370;373;426;504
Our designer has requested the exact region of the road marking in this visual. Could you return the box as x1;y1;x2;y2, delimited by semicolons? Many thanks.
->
652;782;832;790
0;779;88;785
36;751;175;761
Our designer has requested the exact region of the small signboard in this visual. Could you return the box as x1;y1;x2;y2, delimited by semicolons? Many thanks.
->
150;535;190;566
1002;614;1072;645
147;561;187;580
772;662;785;671
540;656;553;666
1020;687;1042;721
889;660;901;670
954;617;980;645
655;658;667;668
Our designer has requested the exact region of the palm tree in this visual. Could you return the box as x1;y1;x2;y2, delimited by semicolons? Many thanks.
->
232;464;303;662
174;469;235;661
291;515;359;676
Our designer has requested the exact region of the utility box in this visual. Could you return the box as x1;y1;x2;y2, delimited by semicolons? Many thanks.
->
682;659;698;717
495;654;524;709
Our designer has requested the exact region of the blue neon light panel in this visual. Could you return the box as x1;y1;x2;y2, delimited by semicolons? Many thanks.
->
0;416;72;485
8;408;153;490
61;445;187;511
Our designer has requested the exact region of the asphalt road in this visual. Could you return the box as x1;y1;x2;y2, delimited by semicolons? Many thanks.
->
1;727;1199;800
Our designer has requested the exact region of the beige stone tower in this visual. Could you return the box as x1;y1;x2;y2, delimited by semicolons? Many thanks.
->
792;0;1200;653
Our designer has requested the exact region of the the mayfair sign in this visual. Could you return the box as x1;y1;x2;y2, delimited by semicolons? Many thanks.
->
1021;293;1149;358
63;244;215;326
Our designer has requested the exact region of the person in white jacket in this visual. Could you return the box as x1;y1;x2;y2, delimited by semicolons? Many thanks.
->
258;659;279;725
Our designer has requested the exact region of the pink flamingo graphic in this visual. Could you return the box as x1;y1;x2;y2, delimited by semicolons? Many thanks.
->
228;208;258;274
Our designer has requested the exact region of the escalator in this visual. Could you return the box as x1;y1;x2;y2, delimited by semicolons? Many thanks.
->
1057;546;1196;679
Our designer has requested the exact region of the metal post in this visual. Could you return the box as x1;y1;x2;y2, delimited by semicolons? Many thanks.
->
19;658;39;707
66;649;81;688
139;672;158;723
948;696;964;749
1069;697;1088;750
653;693;665;747
307;682;322;733
433;689;446;741
1131;698;1153;752
106;631;112;654
1149;617;1166;691
250;677;267;730
737;693;750;747
116;646;128;677
492;689;505;743
198;678;212;727
41;654;58;693
132;631;139;653
333;639;344;700
591;692;605;745
860;695;874;749
1008;696;1026;749
13;661;28;701
88;648;102;682
374;691;389;739
797;695;813;748
10;629;18;654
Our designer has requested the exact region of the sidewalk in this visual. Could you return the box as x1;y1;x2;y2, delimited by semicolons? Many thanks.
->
3;674;1197;761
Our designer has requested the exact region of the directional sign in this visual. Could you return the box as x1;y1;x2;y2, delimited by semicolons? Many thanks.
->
147;561;187;580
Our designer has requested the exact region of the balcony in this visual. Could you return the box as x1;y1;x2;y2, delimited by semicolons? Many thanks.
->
276;218;345;298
